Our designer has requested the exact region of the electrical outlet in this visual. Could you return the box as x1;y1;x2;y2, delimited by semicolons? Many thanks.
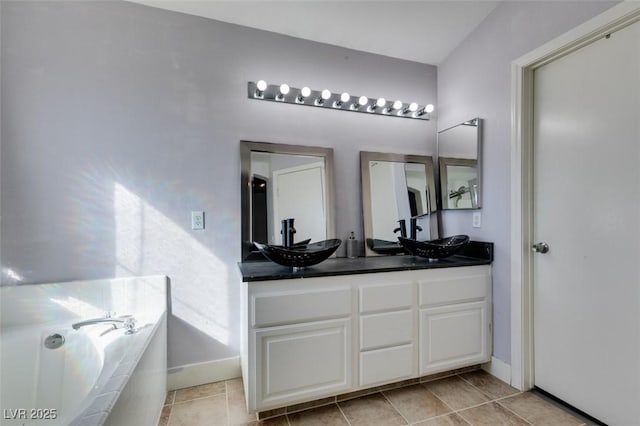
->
191;211;205;230
472;212;482;228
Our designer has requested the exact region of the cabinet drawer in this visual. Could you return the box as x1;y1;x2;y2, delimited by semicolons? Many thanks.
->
360;344;414;387
419;273;488;308
360;282;414;313
252;288;351;328
360;310;413;351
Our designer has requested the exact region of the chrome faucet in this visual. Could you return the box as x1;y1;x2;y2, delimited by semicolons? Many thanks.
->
72;314;137;334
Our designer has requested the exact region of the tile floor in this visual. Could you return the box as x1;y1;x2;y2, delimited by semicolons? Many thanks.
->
159;370;587;426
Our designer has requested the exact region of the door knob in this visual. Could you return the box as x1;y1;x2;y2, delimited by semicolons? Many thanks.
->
532;242;550;253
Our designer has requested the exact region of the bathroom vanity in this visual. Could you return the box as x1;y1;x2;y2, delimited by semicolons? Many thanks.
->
238;243;493;413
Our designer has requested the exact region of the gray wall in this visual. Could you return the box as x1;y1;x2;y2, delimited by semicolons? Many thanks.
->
437;0;617;364
0;2;437;367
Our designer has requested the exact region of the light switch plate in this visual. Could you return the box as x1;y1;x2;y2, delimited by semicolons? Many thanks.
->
191;211;205;230
472;212;481;228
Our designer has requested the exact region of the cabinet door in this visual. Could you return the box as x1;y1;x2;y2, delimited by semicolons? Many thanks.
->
254;319;352;410
419;301;489;375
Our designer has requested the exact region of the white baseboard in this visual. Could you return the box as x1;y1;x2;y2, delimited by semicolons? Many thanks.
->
167;356;241;391
482;356;512;386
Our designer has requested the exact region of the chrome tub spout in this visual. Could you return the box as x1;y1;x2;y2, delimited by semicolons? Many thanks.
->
72;315;137;334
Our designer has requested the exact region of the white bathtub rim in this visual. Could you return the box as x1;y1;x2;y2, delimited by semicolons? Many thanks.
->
1;275;168;425
69;310;167;425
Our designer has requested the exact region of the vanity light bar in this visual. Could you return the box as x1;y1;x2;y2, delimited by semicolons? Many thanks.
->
247;81;433;121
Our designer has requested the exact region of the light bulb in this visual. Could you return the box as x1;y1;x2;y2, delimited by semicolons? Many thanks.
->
275;83;290;101
358;96;368;106
334;92;350;108
409;102;418;112
256;80;267;91
368;97;386;112
385;100;403;114
425;104;435;113
315;89;331;106
297;86;311;103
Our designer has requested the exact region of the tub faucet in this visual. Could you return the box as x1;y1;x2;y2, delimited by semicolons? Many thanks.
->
72;315;137;334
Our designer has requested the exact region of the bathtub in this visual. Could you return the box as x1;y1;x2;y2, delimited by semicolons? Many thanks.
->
0;276;167;425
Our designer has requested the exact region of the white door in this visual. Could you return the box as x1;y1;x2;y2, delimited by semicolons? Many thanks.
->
272;162;326;244
533;20;640;425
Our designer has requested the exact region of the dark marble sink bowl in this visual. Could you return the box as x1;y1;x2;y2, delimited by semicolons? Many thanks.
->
253;239;342;268
398;235;470;259
366;238;405;255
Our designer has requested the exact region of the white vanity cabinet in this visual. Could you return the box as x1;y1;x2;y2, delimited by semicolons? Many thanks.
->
241;264;491;413
418;266;492;374
241;280;354;412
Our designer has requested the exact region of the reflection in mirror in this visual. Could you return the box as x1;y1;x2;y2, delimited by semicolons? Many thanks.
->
240;141;335;260
361;152;438;257
437;118;482;210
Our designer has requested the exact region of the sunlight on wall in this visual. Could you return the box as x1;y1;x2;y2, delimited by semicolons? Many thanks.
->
1;268;24;284
113;183;230;345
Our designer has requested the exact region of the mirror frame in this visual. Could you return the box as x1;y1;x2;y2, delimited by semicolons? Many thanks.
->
240;140;336;260
437;118;483;210
360;151;437;257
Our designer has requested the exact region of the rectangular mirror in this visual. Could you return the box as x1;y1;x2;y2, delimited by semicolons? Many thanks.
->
240;141;336;260
437;118;483;210
361;151;438;257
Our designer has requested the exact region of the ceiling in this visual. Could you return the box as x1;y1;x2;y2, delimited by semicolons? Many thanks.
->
127;1;501;65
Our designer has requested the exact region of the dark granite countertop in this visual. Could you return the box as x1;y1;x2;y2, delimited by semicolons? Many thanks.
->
239;241;493;282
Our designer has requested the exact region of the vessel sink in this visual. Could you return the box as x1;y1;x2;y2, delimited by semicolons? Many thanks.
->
253;239;342;268
398;235;470;259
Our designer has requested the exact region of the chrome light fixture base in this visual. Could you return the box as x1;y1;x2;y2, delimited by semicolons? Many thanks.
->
247;81;432;121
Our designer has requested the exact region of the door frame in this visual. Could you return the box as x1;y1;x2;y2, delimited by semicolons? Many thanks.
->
510;2;640;391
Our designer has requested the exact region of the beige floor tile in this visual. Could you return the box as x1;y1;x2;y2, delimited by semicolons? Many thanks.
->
228;386;258;425
164;391;176;406
498;393;583;426
158;405;171;426
458;370;520;400
168;394;227;426
383;384;451;423
415;413;470;426
423;376;489;410
227;377;245;394
174;381;227;403
287;404;348;426
458;402;530;426
339;393;406;426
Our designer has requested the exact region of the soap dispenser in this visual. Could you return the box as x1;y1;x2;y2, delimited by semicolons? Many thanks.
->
346;232;358;259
